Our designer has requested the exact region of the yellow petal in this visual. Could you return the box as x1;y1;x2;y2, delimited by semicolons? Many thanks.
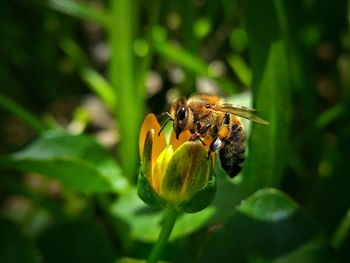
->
152;145;174;193
169;129;192;151
139;113;167;166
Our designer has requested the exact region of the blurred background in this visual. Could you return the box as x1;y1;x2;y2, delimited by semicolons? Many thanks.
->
0;0;349;262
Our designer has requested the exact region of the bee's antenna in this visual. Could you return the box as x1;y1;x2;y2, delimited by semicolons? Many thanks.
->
158;112;173;136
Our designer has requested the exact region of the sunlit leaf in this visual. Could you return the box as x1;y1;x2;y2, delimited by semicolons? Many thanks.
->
0;132;128;194
45;0;109;27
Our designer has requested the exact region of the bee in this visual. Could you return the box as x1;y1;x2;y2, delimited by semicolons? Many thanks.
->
159;94;268;178
159;95;268;178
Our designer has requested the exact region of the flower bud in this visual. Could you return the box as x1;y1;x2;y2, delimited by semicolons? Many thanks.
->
138;114;216;213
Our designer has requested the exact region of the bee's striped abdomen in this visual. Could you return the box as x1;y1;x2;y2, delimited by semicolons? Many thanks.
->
219;122;246;178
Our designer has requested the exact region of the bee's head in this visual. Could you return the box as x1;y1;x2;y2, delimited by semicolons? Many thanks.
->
171;97;190;139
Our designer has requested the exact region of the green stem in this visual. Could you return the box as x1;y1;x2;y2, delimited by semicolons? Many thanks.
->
109;0;141;181
147;209;178;263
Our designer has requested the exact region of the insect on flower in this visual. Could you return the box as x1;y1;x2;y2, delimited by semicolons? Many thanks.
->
159;94;269;178
138;113;216;213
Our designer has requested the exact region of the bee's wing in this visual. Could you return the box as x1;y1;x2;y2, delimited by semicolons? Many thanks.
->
221;103;257;113
214;104;269;125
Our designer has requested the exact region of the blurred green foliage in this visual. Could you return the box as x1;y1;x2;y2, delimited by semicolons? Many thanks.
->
0;0;349;262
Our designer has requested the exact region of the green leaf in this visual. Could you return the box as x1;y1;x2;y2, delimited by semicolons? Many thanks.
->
0;93;47;132
243;0;292;193
198;188;332;263
0;218;39;263
272;237;335;263
37;220;118;263
60;38;116;112
153;37;239;94
0;132;128;194
45;0;109;27
316;104;345;130
154;40;208;76
227;54;252;86
331;206;350;251
109;187;215;242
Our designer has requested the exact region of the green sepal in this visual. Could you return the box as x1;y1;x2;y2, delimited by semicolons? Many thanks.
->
137;169;166;208
178;174;216;213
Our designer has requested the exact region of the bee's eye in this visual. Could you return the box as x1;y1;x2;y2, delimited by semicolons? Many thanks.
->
177;107;187;121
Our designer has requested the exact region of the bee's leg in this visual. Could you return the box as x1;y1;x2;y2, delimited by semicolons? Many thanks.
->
206;114;230;159
207;137;224;159
207;150;212;160
210;137;224;152
223;112;230;125
190;133;206;146
189;133;199;141
198;123;212;135
158;112;173;136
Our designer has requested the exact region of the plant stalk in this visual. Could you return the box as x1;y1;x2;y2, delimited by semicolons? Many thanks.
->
147;209;178;263
109;0;141;181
